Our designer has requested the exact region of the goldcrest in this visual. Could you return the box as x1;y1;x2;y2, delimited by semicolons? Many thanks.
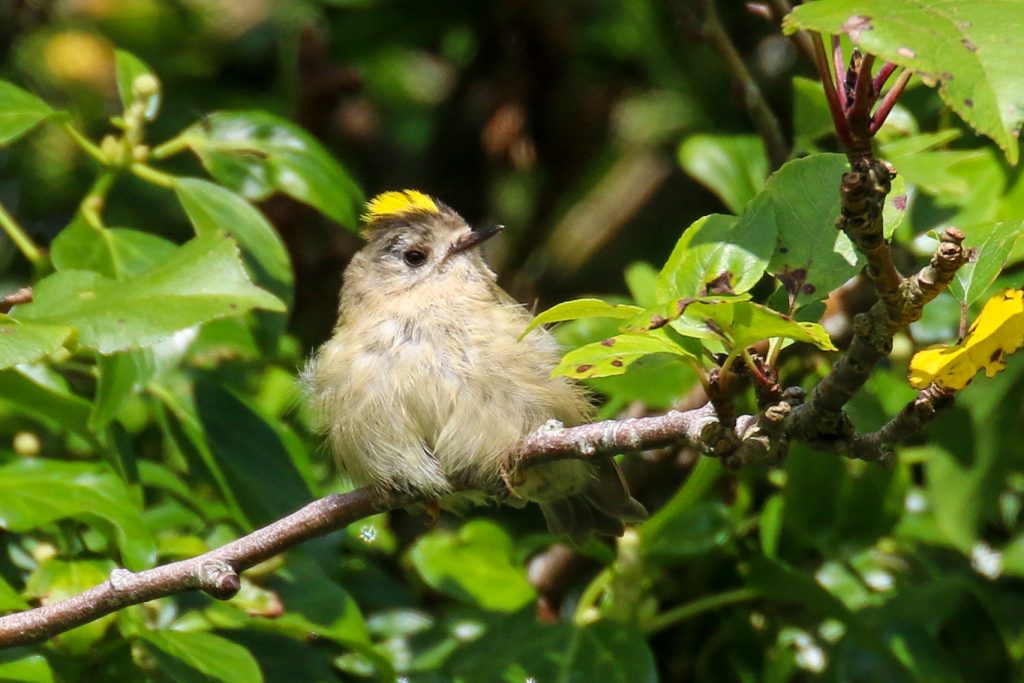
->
304;190;646;542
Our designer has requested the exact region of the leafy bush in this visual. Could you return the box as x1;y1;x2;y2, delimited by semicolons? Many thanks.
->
0;1;1023;682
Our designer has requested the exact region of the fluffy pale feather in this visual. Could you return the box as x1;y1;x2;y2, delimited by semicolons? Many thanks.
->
304;193;645;540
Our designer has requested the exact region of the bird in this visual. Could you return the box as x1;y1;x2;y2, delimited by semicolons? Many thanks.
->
303;189;646;542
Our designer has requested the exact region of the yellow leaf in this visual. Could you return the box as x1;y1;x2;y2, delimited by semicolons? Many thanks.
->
909;289;1024;390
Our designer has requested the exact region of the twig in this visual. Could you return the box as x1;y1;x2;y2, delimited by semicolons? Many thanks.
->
872;62;897;95
0;488;393;647
767;0;816;62
698;0;789;169
0;402;769;648
843;384;954;461
870;70;913;134
0;201;43;268
811;33;854;150
0;287;32;314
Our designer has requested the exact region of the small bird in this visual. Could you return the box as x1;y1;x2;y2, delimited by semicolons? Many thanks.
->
304;190;646;542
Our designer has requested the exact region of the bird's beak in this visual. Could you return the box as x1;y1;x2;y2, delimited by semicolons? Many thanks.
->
448;224;504;256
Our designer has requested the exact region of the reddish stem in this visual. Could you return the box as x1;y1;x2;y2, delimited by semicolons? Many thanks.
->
870;69;912;134
872;62;897;94
832;36;846;110
813;34;853;148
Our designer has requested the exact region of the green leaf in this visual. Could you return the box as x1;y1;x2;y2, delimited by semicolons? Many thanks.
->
523;299;643;337
641;501;733;562
114;49;160;120
641;456;723;559
16;232;284;353
0;573;27;611
89;350;154;431
410;520;535;612
678;134;768;214
751;154;860;306
624;294;750;339
785;0;1024;163
708;300;837;353
0;317;73;370
0;366;92;436
553;331;698;380
657;213;773;299
174;178;293;306
949;220;1024;305
181;111;363;227
0;459;155;569
140;630;263;683
624;262;660;308
51;220;177;279
192;380;312;528
26;558;116;653
449;610;657;683
793;76;836;152
0;649;55;683
0;81;55;146
174;179;293;350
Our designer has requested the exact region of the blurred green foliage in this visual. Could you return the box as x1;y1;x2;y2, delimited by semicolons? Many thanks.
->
0;1;1023;681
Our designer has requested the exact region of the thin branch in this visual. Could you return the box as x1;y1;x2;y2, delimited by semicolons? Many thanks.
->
0;200;43;268
0;287;32;314
789;223;969;441
844;384;954;461
767;0;816;63
812;33;854;150
698;0;789;169
0;403;761;648
832;36;846;111
0;488;393;647
870;69;913;134
872;62;898;95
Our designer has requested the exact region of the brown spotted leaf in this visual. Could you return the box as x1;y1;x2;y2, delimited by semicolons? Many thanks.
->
552;331;699;380
786;0;1024;164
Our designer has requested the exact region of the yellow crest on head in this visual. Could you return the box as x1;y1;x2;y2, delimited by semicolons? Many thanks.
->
362;190;440;224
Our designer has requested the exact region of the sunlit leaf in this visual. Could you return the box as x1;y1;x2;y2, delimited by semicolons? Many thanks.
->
0;459;155;569
50;220;177;279
658;213;772;299
909;289;1024;390
15;232;284;353
678;134;768;213
949;221;1024;305
410;520;535;612
26;559;116;653
785;0;1024;163
180;111;363;228
0;649;55;683
522;299;643;338
174;178;293;305
0;317;73;370
140;630;263;683
0;81;55;146
175;179;293;349
757;154;860;307
552;330;698;380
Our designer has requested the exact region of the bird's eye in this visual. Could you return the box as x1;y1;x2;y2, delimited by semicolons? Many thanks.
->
403;249;428;267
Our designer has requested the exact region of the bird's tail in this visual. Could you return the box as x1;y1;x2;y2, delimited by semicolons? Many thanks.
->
539;459;647;546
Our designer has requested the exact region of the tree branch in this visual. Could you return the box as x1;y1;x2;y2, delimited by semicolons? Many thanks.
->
0;401;769;648
0;488;393;648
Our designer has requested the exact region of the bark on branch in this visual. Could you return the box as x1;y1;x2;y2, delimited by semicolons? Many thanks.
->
0;403;760;649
